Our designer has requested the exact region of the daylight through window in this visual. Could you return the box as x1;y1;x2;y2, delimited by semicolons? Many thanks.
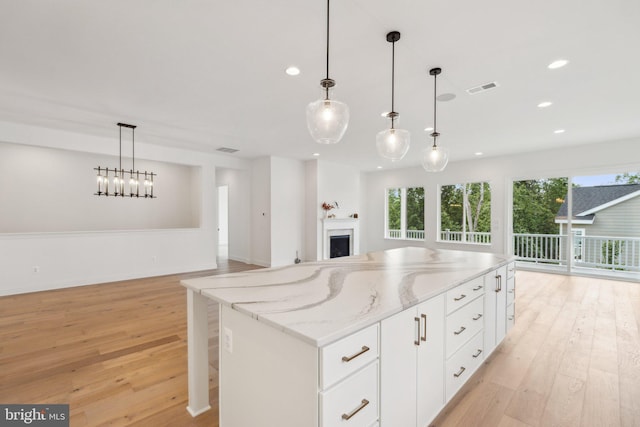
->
439;182;491;244
385;187;425;240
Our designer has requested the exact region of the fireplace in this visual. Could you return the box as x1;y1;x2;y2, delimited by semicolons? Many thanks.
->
322;218;359;260
330;235;351;258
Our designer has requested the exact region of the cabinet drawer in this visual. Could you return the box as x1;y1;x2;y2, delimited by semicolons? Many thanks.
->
320;361;379;427
507;303;515;331
320;324;379;389
446;276;484;314
445;296;484;358
445;331;484;401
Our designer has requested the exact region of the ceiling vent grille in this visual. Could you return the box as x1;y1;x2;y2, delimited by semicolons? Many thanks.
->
466;81;499;95
216;147;239;154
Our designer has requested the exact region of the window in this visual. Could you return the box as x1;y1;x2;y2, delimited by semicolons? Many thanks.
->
385;187;425;240
439;182;491;244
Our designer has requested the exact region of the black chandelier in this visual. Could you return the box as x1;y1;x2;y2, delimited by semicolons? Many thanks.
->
94;123;156;198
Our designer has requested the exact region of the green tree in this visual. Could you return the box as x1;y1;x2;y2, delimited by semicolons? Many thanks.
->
387;188;401;230
512;178;568;234
615;172;640;184
406;187;424;231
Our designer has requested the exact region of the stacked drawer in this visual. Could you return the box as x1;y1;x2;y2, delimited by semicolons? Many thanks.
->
506;262;516;331
319;324;379;427
444;276;485;401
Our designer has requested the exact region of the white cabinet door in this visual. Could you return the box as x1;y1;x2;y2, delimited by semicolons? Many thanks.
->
484;265;508;355
380;307;418;427
416;294;445;427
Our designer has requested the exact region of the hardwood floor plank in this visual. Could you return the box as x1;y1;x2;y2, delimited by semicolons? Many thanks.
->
1;263;638;427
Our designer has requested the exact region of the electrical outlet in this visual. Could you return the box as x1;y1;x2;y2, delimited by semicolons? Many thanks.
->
151;256;157;263
33;266;39;273
223;327;233;353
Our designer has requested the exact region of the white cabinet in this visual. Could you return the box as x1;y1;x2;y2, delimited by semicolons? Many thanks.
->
380;294;445;427
484;262;515;355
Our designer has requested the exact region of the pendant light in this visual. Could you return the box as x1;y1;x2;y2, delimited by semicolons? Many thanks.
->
94;123;156;198
377;31;410;161
422;67;449;172
306;0;349;144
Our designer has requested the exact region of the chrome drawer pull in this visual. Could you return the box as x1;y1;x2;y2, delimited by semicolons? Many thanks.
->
508;315;514;321
342;346;370;362
421;313;427;342
414;316;421;346
472;349;483;358
454;366;466;378
472;285;483;291
454;294;466;301
472;314;482;321
454;326;466;335
341;399;369;420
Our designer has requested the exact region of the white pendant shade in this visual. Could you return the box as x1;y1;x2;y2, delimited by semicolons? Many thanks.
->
376;127;410;161
306;97;349;144
422;144;449;172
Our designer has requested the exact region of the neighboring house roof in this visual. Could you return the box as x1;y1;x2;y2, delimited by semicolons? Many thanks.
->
555;184;640;224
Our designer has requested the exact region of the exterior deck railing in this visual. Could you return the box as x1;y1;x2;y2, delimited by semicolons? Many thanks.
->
514;233;640;272
387;229;425;240
439;230;492;244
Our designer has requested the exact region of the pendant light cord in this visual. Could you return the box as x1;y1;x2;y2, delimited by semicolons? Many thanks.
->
432;71;438;147
119;124;122;170
326;0;330;80
132;127;135;172
391;39;396;129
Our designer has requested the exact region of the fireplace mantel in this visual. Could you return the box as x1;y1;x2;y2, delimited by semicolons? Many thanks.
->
322;218;359;260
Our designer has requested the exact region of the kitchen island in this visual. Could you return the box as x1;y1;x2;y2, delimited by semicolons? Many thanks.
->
181;247;515;426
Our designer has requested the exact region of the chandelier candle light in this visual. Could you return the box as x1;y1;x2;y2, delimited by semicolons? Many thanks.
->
306;0;349;144
422;67;450;172
94;123;156;198
377;31;410;161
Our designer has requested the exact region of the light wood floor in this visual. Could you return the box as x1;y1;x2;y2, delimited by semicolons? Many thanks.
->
1;263;639;426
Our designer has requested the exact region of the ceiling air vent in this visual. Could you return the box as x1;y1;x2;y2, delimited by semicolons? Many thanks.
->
216;147;239;154
466;81;499;95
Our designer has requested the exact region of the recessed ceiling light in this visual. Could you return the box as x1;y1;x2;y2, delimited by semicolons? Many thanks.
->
424;127;434;132
312;152;320;156
380;112;389;117
537;101;553;108
548;59;569;70
377;166;383;169
285;66;300;76
554;129;565;134
475;152;483;156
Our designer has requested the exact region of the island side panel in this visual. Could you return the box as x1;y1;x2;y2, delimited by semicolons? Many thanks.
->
186;289;212;416
220;304;319;426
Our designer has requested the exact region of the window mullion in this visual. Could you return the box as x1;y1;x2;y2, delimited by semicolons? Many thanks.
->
401;187;407;239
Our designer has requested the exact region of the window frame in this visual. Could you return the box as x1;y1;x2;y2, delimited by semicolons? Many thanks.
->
438;181;492;245
384;186;425;241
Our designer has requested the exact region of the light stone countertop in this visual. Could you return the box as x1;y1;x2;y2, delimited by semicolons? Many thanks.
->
181;247;514;347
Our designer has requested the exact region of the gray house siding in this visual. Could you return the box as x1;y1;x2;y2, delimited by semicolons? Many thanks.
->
581;194;640;238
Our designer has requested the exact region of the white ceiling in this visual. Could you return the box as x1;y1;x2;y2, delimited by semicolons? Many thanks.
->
1;0;639;171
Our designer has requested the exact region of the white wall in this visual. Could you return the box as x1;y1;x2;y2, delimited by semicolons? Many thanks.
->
304;160;361;261
0;121;250;295
0;142;200;232
250;157;271;267
362;137;640;255
270;157;305;267
216;167;251;263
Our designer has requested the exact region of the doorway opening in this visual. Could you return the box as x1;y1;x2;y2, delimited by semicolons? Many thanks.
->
218;185;229;260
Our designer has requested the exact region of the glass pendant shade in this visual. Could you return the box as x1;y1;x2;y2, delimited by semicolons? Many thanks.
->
306;95;350;144
422;143;449;172
376;126;410;161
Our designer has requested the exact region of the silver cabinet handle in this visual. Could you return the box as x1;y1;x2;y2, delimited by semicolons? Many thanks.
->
473;285;483;291
454;326;466;335
472;349;483;358
495;274;502;292
454;366;466;378
414;316;420;346
421;313;427;342
508;315;515;321
454;294;466;301
341;346;370;362
342;399;369;420
472;314;483;321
